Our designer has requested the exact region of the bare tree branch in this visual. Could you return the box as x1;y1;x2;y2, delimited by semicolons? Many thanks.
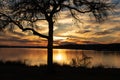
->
0;12;48;39
12;21;48;39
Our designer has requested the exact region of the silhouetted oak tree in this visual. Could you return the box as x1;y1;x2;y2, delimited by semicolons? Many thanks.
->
0;0;115;70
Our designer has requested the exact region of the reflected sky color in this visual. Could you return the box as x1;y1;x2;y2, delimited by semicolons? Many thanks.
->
0;48;120;68
0;0;120;46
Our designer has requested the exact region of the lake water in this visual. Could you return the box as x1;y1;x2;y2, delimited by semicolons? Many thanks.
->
0;48;120;68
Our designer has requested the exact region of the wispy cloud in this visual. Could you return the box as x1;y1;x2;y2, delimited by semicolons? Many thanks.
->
0;0;120;45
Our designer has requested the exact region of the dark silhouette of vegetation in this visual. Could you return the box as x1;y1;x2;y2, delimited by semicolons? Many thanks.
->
0;0;116;70
0;60;120;80
71;52;92;67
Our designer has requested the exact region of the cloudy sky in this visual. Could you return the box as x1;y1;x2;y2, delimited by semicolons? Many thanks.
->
0;0;120;46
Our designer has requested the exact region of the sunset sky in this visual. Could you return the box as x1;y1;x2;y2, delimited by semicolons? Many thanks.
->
0;0;120;46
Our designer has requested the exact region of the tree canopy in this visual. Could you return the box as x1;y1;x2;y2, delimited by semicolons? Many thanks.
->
0;0;115;33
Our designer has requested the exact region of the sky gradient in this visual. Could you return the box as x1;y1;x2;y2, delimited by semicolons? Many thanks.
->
0;0;120;46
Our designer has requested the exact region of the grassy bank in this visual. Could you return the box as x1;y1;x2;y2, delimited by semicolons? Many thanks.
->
0;61;120;80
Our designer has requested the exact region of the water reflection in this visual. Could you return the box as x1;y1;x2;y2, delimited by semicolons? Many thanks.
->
53;49;67;64
0;48;120;68
0;48;47;66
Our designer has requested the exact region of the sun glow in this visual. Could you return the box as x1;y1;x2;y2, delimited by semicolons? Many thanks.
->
55;54;63;61
54;36;67;40
53;50;67;64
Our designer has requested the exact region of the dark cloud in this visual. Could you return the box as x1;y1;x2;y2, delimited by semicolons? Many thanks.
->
109;26;120;31
11;31;26;37
0;36;41;43
87;36;117;43
93;26;120;35
59;42;77;46
76;30;91;34
94;30;112;35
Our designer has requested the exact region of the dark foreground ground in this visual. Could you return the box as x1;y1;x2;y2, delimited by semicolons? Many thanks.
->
0;61;120;80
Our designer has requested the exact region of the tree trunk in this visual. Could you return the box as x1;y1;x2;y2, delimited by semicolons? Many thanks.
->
47;17;54;71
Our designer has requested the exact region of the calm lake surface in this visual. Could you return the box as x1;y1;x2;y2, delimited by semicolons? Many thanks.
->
0;48;120;68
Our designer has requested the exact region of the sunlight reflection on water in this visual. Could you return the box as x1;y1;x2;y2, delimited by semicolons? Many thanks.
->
0;48;120;68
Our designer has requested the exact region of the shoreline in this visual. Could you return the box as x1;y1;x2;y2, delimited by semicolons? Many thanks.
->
0;45;120;51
